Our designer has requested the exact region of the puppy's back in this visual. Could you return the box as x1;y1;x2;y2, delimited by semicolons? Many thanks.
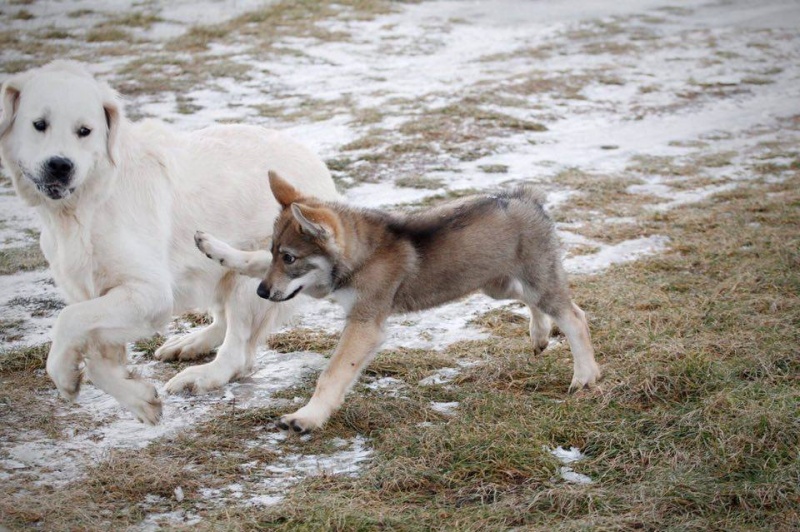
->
388;185;559;311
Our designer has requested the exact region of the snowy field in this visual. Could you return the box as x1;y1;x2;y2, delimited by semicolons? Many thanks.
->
1;0;798;528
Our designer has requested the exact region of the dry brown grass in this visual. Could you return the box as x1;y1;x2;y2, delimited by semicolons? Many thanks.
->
0;243;47;275
268;328;340;354
2;172;797;532
204;173;799;530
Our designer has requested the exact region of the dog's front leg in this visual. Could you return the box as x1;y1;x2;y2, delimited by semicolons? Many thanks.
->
278;320;385;434
194;231;272;279
47;283;171;424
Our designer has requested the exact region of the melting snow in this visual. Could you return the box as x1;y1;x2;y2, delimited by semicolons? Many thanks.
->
549;446;593;485
430;401;460;416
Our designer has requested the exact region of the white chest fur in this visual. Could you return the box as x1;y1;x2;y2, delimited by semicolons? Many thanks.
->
39;209;97;303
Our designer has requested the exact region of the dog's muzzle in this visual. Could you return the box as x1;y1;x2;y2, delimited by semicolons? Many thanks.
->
38;156;76;200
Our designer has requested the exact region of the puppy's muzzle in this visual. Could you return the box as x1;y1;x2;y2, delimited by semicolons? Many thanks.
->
257;282;271;300
257;282;302;303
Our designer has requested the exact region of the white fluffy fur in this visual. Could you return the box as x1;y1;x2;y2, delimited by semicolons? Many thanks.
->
0;61;339;423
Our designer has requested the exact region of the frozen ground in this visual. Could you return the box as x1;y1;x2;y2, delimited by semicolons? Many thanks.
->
1;0;799;527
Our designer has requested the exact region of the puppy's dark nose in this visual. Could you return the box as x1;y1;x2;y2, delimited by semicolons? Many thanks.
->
45;156;74;183
256;282;271;300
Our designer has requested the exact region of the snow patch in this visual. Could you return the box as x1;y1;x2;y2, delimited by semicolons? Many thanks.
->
564;236;670;275
549;446;593;485
430;401;459;416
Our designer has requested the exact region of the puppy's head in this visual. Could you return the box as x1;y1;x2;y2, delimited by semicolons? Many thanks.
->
258;171;344;302
0;61;122;204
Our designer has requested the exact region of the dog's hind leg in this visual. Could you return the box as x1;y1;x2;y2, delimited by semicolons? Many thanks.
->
483;277;552;354
85;343;162;424
155;306;226;362
165;275;296;394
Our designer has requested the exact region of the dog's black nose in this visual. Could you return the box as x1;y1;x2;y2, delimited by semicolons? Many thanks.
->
256;282;271;300
45;156;74;183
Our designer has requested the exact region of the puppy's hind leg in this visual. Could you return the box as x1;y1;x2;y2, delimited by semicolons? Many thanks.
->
85;343;162;424
194;231;271;279
533;288;600;392
528;306;553;355
482;277;551;354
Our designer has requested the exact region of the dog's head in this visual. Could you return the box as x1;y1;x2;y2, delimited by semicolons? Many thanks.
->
258;171;345;303
0;61;122;204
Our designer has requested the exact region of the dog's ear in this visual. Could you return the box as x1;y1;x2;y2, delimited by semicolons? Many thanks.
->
269;171;303;208
100;82;124;167
0;72;30;139
290;203;343;242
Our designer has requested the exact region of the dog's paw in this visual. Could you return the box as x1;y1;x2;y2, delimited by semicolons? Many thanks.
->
568;362;602;393
276;404;330;434
126;381;163;425
154;331;215;362
46;349;83;401
164;363;229;395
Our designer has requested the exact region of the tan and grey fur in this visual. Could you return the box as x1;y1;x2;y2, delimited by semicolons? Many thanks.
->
196;172;600;433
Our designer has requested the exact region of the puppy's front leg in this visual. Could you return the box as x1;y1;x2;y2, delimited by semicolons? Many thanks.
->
279;320;385;434
194;231;271;279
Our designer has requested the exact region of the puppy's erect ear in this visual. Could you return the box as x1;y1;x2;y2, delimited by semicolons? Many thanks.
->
0;73;29;139
269;171;302;208
100;82;123;167
290;203;343;243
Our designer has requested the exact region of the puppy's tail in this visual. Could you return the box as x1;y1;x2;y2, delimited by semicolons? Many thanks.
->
511;183;547;207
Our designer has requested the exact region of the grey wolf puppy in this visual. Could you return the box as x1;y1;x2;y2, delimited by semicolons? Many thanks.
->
195;172;600;433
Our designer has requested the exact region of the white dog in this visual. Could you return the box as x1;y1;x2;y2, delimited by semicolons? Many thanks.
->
0;61;338;423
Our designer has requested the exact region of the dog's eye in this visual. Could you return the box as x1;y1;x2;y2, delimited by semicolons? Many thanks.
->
33;120;47;132
282;253;296;265
77;126;92;138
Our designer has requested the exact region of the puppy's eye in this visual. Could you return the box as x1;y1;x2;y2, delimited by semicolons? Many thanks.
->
282;253;296;265
77;126;92;138
33;120;47;132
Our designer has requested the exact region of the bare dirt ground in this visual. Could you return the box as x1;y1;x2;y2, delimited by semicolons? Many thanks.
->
1;1;798;529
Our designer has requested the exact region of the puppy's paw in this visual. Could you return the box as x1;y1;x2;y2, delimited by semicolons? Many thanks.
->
532;337;551;356
165;363;230;395
277;403;330;434
568;362;602;393
194;231;229;266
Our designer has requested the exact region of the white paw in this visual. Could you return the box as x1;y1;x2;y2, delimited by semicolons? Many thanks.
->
164;362;232;395
124;380;163;425
568;362;602;393
154;331;215;362
46;346;82;401
194;231;230;265
277;402;331;434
